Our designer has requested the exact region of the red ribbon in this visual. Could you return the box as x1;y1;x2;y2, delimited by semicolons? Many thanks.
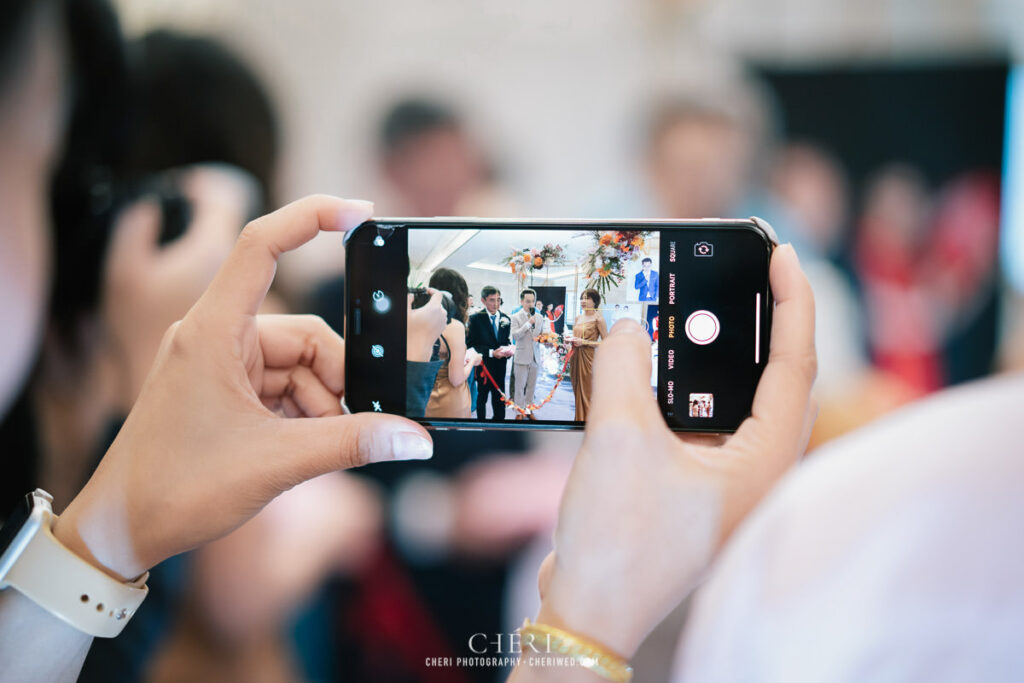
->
477;345;575;417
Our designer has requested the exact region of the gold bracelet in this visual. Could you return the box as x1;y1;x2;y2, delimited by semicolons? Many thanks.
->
519;618;633;682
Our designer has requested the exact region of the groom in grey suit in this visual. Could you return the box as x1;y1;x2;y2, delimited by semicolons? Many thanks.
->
510;289;548;419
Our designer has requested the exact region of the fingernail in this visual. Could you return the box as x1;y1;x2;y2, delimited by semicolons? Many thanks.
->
390;431;433;461
781;242;799;261
347;199;374;214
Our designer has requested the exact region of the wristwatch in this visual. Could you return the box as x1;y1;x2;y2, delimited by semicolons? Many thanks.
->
0;489;148;637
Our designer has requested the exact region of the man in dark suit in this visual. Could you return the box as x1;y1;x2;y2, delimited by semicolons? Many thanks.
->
467;285;513;421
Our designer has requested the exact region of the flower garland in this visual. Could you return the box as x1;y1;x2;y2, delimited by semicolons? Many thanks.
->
580;230;653;296
501;243;567;282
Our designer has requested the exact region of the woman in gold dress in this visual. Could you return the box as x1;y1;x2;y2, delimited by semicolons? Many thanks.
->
568;288;608;422
425;268;482;418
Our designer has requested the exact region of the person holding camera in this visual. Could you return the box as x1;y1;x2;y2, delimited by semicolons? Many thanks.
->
424;268;482;419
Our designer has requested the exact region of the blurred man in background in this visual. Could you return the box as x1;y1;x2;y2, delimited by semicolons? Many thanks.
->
645;86;767;219
376;97;516;218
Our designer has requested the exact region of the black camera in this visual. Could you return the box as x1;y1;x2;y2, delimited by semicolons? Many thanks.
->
694;241;713;257
409;287;458;363
408;287;458;324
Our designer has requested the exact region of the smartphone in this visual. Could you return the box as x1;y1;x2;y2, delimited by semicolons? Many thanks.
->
344;218;776;433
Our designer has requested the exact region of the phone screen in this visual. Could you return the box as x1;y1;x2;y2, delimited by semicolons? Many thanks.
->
345;220;772;432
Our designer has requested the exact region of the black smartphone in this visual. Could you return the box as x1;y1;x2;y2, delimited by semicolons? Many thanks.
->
344;218;776;433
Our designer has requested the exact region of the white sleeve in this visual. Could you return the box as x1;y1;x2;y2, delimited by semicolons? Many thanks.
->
672;374;1024;682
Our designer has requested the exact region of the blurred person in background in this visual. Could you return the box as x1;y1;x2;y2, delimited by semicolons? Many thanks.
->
856;164;944;396
770;141;852;265
307;96;513;336
767;141;879;446
0;0;132;518
376;96;516;218
94;29;389;683
0;8;387;680
644;81;770;220
424;268;482;419
305;98;564;680
922;171;1002;386
0;1;436;680
855;165;1001;414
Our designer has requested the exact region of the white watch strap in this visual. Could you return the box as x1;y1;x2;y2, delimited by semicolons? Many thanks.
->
3;508;148;638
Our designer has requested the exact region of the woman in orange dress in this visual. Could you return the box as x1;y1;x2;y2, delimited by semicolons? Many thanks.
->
568;288;608;422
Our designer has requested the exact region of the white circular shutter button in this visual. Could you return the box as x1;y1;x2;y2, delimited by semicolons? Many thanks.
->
685;310;720;345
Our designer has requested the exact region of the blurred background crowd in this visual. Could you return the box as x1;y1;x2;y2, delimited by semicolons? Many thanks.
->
2;0;1024;681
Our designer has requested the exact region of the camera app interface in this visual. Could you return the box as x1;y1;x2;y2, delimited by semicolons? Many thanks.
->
349;222;769;431
405;228;662;424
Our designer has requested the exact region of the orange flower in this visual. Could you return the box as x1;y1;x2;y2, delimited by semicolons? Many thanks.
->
599;232;613;246
533;256;544;268
509;263;516;272
522;253;531;263
631;236;643;246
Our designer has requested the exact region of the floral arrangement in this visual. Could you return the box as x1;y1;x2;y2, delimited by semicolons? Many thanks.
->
580;230;653;296
501;243;567;281
534;331;563;347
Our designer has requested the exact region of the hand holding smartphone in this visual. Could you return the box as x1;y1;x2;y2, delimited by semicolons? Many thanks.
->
344;218;776;432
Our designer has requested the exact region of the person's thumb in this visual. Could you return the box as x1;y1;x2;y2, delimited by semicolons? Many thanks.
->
268;413;433;486
585;319;661;429
537;551;556;601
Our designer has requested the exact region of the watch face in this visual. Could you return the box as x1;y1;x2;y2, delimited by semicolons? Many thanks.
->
0;494;33;556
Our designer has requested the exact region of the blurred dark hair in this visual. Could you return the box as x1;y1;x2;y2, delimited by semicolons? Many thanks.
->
379;97;461;156
581;288;601;308
480;285;500;301
122;30;279;205
520;288;537;300
641;257;652;264
0;0;37;95
48;25;279;355
48;0;131;354
428;267;469;323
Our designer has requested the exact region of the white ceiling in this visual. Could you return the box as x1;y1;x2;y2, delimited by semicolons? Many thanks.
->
408;228;661;309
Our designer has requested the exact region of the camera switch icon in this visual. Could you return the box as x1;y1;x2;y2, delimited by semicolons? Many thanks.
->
371;344;384;358
694;241;713;257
